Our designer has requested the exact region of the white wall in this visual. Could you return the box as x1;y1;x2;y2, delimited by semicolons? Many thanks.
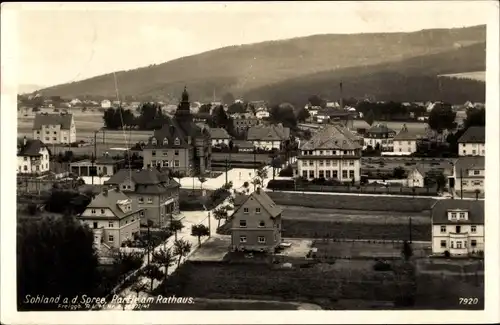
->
297;158;361;182
432;224;484;255
252;140;280;150
459;142;485;156
17;147;50;174
393;140;417;154
363;137;394;150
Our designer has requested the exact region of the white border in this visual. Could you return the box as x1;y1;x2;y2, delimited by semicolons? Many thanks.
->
2;2;499;324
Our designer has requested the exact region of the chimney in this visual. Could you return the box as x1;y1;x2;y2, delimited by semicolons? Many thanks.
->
339;82;344;110
103;186;108;196
23;136;27;146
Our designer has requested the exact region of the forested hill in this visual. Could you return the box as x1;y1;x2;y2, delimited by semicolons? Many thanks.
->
244;42;486;106
38;25;486;102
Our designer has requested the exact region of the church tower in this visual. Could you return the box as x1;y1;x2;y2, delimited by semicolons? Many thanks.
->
174;86;193;121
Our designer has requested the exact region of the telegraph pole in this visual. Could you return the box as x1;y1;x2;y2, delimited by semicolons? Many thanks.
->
460;168;463;200
409;217;412;243
225;158;229;185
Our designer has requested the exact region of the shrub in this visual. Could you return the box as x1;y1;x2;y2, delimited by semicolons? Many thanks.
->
266;179;295;190
278;165;294;177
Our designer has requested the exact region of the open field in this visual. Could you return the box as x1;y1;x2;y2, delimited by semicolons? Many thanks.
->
312;240;430;259
267;192;436;213
438;71;485;82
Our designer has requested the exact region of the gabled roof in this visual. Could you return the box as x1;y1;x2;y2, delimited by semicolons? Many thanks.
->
233;189;282;218
393;125;427;141
18;139;48;156
81;188;142;220
143;118;208;150
300;124;361;150
33;113;73;129
454;156;485;174
365;124;395;135
431;200;484;224
209;127;231;139
457;126;485;143
247;125;290;141
105;168;179;189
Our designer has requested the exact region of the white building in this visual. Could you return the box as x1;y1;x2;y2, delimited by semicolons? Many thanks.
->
101;100;112;109
363;124;396;151
32;113;76;144
392;125;427;155
457;126;485;156
295;124;362;182
17;138;50;174
70;98;82;106
452;156;485;194
209;127;232;147
246;124;290;151
255;110;270;119
431;200;484;256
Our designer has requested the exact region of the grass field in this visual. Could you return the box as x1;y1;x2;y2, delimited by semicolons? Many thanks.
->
312;240;430;259
267;192;436;213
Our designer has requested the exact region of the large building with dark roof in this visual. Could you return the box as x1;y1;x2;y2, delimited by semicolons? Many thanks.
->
295;123;362;182
142;88;212;176
392;124;428;155
17;137;50;174
32;112;76;144
431;200;484;256
363;123;396;151
457;126;485;156
104;168;180;227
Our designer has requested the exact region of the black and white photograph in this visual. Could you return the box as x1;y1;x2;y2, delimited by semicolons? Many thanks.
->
1;1;499;324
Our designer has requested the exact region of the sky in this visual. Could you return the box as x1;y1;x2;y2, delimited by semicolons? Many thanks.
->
8;1;493;87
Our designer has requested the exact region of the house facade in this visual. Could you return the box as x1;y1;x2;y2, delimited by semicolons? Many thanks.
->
70;156;124;177
431;200;484;256
209;127;232;147
231;113;260;133
406;167;425;188
17;138;50;174
32;112;76;144
452;156;485;194
246;124;290;151
101;100;111;108
230;188;282;253
363;124;396;151
457;126;485;156
78;187;142;249
142;88;212;176
104;168;180;227
392;125;427;155
295;124;362;182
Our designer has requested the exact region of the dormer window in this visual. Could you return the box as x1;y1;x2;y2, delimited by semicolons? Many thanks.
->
459;212;465;219
174;138;180;146
151;138;157;145
163;138;168;145
451;212;457;219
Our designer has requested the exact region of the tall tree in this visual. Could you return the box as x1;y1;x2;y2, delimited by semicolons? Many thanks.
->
308;95;326;108
428;102;456;134
152;247;176;282
198;103;212;114
191;224;210;246
296;107;310;122
140;264;164;292
168;219;184;241
213;207;228;228
365;109;375;126
17;217;101;310
173;239;192;268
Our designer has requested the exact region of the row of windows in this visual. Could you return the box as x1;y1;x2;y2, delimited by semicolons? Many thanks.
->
301;160;355;167
21;164;48;171
151;138;180;146
36;136;68;141
440;239;477;248
396;148;413;152
151;160;180;167
23;155;49;161
450;212;468;220
302;170;355;179
152;149;180;156
242;207;260;214
302;150;352;156
462;149;485;155
239;218;278;228
365;133;395;138
440;225;476;233
462;180;483;186
239;235;274;244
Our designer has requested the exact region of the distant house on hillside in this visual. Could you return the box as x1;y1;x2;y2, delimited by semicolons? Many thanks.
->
101;100;111;109
230;188;283;253
70;98;82;106
32;112;76;144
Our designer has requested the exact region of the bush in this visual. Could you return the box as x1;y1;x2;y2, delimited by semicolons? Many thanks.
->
278;165;294;177
267;179;295;190
373;261;392;271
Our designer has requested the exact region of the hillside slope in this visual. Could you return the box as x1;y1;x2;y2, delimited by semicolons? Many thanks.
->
38;25;486;101
245;42;486;106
